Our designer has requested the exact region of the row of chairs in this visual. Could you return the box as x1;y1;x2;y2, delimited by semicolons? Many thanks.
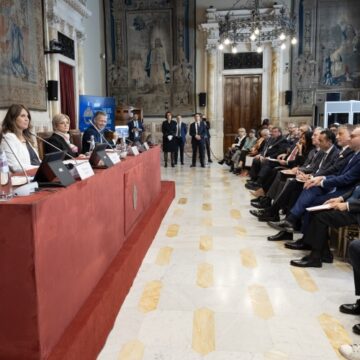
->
36;129;82;159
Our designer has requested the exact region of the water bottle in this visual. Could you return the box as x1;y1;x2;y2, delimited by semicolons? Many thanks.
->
0;150;13;201
89;135;96;152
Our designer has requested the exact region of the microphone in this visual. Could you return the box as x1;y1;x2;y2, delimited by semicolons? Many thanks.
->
1;135;31;183
30;132;79;164
89;120;116;151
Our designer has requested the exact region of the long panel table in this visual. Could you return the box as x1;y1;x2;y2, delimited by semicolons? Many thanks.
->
0;146;174;359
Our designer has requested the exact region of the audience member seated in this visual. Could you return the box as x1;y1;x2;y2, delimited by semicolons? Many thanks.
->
82;111;109;154
339;239;360;360
0;104;40;172
268;126;360;240
232;129;257;174
245;126;289;190
248;125;312;196
45;114;79;159
218;128;247;166
289;184;360;268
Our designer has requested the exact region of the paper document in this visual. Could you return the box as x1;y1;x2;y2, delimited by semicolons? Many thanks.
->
306;204;332;212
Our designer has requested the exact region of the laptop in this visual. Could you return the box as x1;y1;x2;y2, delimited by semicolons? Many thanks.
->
89;143;114;168
33;151;76;187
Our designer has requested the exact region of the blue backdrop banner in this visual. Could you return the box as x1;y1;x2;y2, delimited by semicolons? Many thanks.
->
79;95;115;132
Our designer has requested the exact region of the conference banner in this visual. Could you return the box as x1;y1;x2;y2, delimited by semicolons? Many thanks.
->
79;95;115;132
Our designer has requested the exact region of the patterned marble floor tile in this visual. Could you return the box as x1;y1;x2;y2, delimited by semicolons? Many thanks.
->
98;164;353;360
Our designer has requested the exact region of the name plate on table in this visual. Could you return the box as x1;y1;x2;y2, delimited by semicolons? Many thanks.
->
143;142;150;151
75;161;94;180
107;152;121;164
131;146;140;156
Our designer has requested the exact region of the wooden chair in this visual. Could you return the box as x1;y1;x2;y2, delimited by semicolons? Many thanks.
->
36;131;53;160
69;129;82;154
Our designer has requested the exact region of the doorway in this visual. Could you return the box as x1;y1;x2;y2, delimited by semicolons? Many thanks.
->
59;62;76;129
223;75;262;152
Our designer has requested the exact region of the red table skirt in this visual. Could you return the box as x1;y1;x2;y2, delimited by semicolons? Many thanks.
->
0;147;162;359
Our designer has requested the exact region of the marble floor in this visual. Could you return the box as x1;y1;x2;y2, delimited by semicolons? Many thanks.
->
98;161;358;360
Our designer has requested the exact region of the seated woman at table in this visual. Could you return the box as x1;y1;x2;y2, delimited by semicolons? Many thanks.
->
44;114;79;159
0;104;40;172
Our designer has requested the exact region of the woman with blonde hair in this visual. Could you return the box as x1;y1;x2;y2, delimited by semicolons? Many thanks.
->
45;113;79;159
0;104;40;172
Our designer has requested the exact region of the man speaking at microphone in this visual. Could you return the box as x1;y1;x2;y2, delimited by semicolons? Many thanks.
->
82;111;110;153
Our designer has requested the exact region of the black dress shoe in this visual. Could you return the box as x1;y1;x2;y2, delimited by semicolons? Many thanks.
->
208;159;213;163
249;209;265;217
340;299;360;315
164;163;168;168
181;162;184;165
290;256;322;268
218;160;224;165
267;231;293;241
285;240;311;250
190;164;195;167
251;196;265;204
267;219;294;232
353;323;360;335
201;165;205;168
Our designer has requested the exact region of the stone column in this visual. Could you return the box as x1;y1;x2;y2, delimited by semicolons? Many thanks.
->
206;48;216;123
270;47;280;125
76;31;86;95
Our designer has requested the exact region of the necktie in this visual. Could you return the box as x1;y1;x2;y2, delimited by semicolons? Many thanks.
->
316;152;329;173
177;124;180;137
195;122;198;135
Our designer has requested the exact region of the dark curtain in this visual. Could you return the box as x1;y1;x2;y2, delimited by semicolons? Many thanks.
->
59;62;76;129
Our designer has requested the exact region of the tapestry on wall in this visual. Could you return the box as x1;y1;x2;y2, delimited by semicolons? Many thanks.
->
104;0;195;116
290;0;360;116
0;0;46;110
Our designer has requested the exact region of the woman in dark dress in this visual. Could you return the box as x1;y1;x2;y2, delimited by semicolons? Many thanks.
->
45;114;79;159
162;111;177;167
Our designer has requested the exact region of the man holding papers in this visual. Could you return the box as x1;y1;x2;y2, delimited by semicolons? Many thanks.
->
290;184;360;267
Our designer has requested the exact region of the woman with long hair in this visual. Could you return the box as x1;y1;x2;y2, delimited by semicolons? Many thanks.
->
0;104;40;172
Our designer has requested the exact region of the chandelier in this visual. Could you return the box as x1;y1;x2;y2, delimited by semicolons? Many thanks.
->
217;0;297;53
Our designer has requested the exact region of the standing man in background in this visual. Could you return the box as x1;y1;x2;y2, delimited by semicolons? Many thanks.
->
174;115;187;165
189;113;206;168
128;113;144;143
202;115;212;163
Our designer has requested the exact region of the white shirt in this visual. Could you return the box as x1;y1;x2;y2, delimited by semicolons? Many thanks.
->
0;132;40;172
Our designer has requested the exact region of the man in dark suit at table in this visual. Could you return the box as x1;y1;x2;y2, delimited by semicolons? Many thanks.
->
189;113;206;168
82;111;108;153
128;113;144;143
174;114;187;165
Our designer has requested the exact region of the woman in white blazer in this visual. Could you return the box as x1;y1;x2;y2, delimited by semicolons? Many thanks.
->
0;104;40;172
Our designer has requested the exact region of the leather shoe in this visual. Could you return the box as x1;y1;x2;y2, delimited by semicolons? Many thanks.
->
267;231;293;241
208;159;213;163
340;299;360;315
290;256;322;268
353;323;360;335
249;209;264;217
245;182;261;190
190;164;195;167
251;196;265;204
218;160;224;165
267;219;294;232
285;240;311;250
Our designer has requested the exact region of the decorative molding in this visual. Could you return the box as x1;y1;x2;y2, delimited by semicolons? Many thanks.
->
63;0;92;18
